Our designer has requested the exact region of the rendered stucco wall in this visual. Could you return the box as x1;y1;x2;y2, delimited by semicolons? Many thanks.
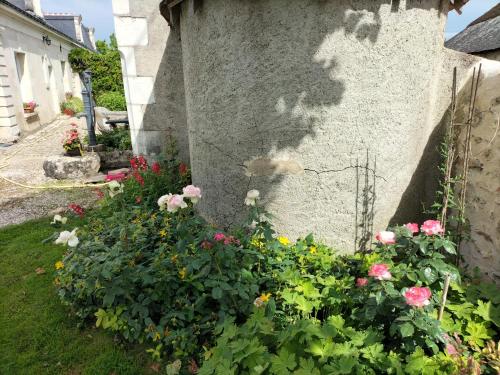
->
0;6;81;140
179;0;458;250
112;0;189;162
453;62;500;282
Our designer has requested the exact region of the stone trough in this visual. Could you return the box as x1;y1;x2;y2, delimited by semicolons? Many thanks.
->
43;153;100;180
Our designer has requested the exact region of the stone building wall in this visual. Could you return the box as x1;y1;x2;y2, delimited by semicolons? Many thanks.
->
112;0;189;162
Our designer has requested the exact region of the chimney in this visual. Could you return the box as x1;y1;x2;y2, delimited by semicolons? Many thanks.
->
73;15;83;43
25;0;43;18
88;27;96;50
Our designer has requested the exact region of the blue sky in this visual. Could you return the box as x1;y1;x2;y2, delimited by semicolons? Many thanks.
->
40;0;499;42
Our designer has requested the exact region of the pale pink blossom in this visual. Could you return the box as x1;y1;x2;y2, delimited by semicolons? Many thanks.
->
375;231;396;245
405;223;419;234
421;220;444;236
404;287;432;307
356;278;368;287
182;185;202;204
368;264;392;280
167;194;187;212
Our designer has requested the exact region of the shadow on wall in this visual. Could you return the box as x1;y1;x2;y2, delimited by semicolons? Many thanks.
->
136;27;190;163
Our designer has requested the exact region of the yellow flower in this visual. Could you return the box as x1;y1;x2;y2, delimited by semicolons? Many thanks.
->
309;246;317;254
132;217;141;224
159;229;167;238
179;267;187;280
260;293;271;303
55;261;64;270
151;213;157;221
171;255;178;263
153;332;161;342
277;236;290;246
250;237;264;249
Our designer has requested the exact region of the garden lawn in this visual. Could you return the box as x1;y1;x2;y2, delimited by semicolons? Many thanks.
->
0;219;152;375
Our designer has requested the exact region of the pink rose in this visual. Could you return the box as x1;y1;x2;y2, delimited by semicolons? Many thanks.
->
356;278;368;287
420;220;444;236
214;233;226;242
368;264;392;280
182;185;202;204
405;223;419;234
404;287;432;307
375;231;396;245
167;194;187;212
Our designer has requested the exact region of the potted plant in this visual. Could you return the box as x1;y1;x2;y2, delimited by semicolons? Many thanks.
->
62;124;83;156
23;101;37;113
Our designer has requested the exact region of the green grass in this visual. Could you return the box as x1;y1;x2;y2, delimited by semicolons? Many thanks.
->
0;219;151;375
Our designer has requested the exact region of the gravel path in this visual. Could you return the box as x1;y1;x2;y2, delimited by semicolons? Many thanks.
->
0;117;97;227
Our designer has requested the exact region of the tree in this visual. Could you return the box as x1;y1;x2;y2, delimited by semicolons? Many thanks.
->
68;34;124;101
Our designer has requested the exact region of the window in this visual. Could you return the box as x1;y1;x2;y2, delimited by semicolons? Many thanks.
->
61;61;71;94
14;52;33;103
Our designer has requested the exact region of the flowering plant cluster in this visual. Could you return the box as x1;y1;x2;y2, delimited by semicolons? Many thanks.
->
23;101;37;112
62;123;82;154
52;161;499;374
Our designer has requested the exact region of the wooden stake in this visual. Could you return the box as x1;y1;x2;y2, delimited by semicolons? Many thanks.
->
438;274;451;321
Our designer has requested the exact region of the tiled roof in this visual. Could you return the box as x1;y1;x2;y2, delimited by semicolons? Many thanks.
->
446;4;500;54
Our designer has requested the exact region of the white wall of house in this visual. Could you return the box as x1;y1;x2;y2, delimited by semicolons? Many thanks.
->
0;5;83;141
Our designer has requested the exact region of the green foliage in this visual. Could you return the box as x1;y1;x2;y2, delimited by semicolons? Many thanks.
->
199;309;456;375
61;96;84;114
95;127;132;150
0;219;151;374
96;91;127;111
51;155;499;373
68;34;124;100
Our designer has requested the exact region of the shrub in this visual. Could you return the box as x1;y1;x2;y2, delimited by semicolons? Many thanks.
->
96;91;126;111
94;127;131;150
61;97;84;115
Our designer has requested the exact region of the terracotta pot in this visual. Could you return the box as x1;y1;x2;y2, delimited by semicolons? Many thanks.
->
24;108;35;113
64;109;75;116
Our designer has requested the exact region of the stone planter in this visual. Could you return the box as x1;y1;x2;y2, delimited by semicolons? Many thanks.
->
43;153;100;180
98;150;133;169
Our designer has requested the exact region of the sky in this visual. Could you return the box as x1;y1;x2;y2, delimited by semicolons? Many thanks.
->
40;0;500;42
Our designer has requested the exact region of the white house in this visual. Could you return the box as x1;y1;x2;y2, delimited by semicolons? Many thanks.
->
0;0;96;142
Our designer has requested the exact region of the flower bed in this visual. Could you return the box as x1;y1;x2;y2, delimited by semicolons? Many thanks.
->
51;156;500;374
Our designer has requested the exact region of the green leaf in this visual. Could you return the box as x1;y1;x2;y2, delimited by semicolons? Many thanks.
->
336;356;357;374
465;322;491;347
270;349;297;375
442;240;456;255
399;323;414;338
473;300;492;322
212;287;223;300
